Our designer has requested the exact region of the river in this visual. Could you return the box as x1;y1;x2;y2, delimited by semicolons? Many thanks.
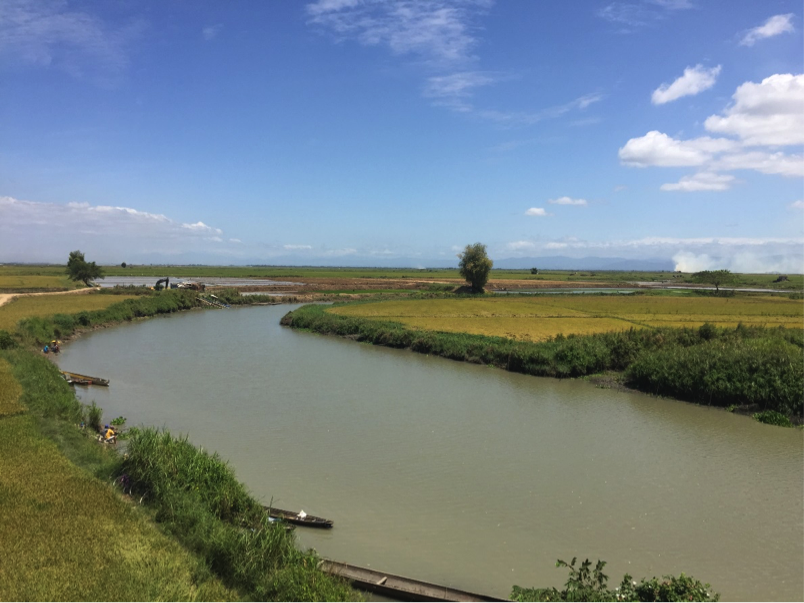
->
57;305;804;601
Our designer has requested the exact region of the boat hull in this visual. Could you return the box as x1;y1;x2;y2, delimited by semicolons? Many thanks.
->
319;560;507;602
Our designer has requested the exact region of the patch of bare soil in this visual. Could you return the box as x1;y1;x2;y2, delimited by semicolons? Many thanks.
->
0;287;99;308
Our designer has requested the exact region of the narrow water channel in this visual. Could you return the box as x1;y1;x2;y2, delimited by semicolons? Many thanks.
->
57;305;804;601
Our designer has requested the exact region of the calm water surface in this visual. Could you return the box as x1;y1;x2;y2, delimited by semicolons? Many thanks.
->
58;305;804;601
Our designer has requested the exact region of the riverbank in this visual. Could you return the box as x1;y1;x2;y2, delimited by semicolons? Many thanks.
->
281;303;803;423
0;290;358;601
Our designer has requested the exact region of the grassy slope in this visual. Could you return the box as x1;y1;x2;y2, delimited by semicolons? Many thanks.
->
0;291;357;601
0;356;237;601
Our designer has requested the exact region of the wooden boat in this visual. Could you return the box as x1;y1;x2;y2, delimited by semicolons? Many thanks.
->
262;505;333;528
319;559;508;602
60;371;110;386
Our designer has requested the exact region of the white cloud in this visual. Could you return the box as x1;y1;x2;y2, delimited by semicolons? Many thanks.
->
660;172;735;192
525;207;550;217
544;242;568;249
740;13;795;47
506;240;537;251
652;64;721;105
710;150;804;177
424;71;500;111
181;221;223;235
673;250;804;273
202;24;223;41
229;238;242;244
790;200;804;209
322;247;358;257
618;131;735;167
0;195;233;262
547;196;587;206
0;0;142;79
283;244;313;250
704;73;804;146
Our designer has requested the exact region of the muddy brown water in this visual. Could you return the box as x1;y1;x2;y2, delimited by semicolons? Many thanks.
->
57;305;803;601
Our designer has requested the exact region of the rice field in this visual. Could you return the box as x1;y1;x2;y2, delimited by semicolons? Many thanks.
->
0;294;138;331
329;295;804;341
0;361;235;601
0;274;74;291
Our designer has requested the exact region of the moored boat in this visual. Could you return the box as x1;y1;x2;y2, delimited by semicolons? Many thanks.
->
263;505;333;528
60;371;110;386
319;559;508;602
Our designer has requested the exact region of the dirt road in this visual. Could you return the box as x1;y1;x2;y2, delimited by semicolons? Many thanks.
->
0;287;100;308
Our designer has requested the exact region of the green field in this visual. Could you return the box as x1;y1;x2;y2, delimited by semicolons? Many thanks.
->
330;294;804;341
0;293;138;331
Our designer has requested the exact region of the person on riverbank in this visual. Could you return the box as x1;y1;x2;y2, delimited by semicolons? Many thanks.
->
102;425;117;444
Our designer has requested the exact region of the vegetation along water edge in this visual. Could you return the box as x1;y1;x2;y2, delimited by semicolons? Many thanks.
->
281;302;803;423
0;286;767;599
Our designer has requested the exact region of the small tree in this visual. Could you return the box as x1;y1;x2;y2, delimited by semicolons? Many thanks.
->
66;250;104;286
690;269;735;292
121;262;127;268
458;243;493;292
531;267;539;275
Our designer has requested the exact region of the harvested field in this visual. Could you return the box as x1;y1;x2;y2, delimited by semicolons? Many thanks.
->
329;295;804;341
0;293;138;331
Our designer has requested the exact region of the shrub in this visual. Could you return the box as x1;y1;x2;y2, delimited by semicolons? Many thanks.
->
752;410;794;427
0;330;16;349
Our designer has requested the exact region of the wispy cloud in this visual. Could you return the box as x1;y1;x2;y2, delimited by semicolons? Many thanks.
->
598;0;692;31
789;200;804;209
740;13;795;47
547;196;588;206
651;64;721;105
475;92;603;126
202;24;223;41
283;244;313;250
0;0;143;80
660;172;735;192
306;0;491;66
306;0;603;126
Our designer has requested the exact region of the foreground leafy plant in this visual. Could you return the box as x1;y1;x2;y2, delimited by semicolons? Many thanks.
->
511;557;719;602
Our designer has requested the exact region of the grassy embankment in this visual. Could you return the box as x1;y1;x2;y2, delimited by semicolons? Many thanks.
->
282;296;803;422
0;290;356;600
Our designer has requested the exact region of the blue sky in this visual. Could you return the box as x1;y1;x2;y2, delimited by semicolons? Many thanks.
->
1;0;802;271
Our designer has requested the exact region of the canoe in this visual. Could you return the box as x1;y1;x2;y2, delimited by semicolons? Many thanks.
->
319;559;508;602
60;371;110;386
263;505;333;528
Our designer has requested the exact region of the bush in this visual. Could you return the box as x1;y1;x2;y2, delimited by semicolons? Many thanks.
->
86;402;103;432
511;558;719;602
0;330;16;350
752;410;794;427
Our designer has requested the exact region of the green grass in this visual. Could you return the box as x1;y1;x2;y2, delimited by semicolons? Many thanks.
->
0;293;139;331
0;357;237;601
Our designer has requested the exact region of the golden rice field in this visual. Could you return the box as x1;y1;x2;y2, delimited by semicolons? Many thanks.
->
0;359;24;416
0;294;138;331
0;274;74;291
330;295;804;341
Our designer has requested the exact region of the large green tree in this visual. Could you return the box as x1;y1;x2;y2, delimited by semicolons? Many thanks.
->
690;269;735;292
458;242;493;292
66;250;104;286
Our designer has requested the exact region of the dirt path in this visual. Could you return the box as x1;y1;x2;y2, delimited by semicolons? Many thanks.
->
0;287;100;308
